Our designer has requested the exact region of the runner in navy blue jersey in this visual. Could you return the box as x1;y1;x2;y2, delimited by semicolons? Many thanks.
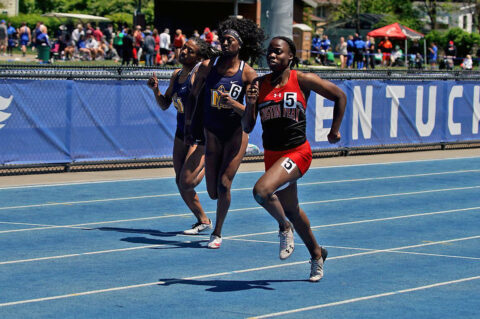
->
185;17;265;249
148;38;217;235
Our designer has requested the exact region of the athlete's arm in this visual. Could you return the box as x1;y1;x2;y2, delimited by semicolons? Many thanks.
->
148;70;177;110
242;76;262;133
297;71;346;143
219;63;257;116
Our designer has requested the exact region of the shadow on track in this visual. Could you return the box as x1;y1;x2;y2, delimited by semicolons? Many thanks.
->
158;278;308;292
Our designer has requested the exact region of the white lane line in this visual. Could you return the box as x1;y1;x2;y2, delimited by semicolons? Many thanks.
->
1;197;479;236
249;275;480;318
1;169;479;211
227;206;480;239
1;234;479;307
1;155;479;190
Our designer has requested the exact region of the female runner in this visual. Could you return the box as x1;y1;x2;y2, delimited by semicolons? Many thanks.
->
148;37;215;235
242;36;346;281
185;17;265;249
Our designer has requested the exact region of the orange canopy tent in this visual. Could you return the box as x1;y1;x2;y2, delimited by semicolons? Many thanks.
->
368;23;426;63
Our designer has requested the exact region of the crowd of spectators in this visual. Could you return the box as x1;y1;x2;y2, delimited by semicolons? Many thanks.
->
310;32;475;70
0;18;477;70
0;19;225;66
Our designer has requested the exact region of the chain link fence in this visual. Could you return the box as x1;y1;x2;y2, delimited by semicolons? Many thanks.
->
0;65;479;176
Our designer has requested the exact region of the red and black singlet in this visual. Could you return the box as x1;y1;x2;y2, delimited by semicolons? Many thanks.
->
257;70;307;151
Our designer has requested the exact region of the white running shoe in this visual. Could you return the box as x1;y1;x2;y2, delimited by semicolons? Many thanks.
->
183;219;212;235
279;224;294;260
309;247;328;282
207;234;222;249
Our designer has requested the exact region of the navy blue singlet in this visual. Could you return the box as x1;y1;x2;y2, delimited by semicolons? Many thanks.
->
171;64;204;142
203;57;245;141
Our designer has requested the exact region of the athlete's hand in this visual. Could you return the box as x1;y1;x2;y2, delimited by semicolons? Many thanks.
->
327;130;341;144
246;80;259;105
147;72;158;90
219;91;234;108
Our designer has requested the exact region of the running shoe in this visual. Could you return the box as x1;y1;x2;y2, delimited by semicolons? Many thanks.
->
183;219;212;235
207;234;222;249
279;223;294;260
309;247;328;282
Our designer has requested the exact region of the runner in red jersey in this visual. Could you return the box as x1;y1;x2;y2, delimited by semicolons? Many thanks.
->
242;36;346;282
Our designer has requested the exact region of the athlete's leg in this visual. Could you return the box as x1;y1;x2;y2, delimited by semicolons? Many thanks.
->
211;127;248;237
252;157;302;231
277;183;323;260
204;129;222;200
173;137;208;224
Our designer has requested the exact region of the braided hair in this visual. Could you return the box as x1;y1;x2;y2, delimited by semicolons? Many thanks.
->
218;17;266;64
272;36;300;69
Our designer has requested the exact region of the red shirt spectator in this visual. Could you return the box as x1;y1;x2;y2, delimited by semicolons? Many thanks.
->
93;27;103;42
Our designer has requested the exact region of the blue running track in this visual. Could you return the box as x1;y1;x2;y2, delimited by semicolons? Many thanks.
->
1;156;479;318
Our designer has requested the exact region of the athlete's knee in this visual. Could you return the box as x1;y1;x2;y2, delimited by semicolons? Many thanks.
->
252;185;271;206
217;176;232;195
178;175;195;191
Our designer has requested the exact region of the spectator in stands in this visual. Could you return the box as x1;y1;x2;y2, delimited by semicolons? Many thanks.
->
113;27;124;62
461;54;473;70
311;34;321;64
325;48;335;66
160;28;171;65
36;25;50;47
133;25;144;65
18;22;31;57
428;42;438;69
143;29;156;66
71;24;84;48
173;29;186;64
84;30;100;60
354;35;365;69
201;27;213;45
122;28;134;65
445;40;457;70
56;25;69;60
319;35;331;65
346;35;355;68
378;36;392;66
153;28;160;65
7;22;17;56
391;45;404;67
0;20;7;56
93;26;104;42
415;52;423;69
336;36;347;69
366;36;375;69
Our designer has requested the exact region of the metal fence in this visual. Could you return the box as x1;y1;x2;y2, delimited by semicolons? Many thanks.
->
0;65;479;175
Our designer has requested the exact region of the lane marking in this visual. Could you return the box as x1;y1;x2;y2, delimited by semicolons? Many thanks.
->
1;234;479;307
1;211;479;265
1;197;480;236
1;155;479;190
1;169;480;210
0;183;478;214
249;275;480;318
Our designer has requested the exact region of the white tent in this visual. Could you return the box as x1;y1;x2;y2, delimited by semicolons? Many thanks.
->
42;13;110;22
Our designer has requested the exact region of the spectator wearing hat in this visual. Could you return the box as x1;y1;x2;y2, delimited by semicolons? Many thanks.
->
445;40;456;70
0;20;7;56
201;27;213;45
143;29;156;66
